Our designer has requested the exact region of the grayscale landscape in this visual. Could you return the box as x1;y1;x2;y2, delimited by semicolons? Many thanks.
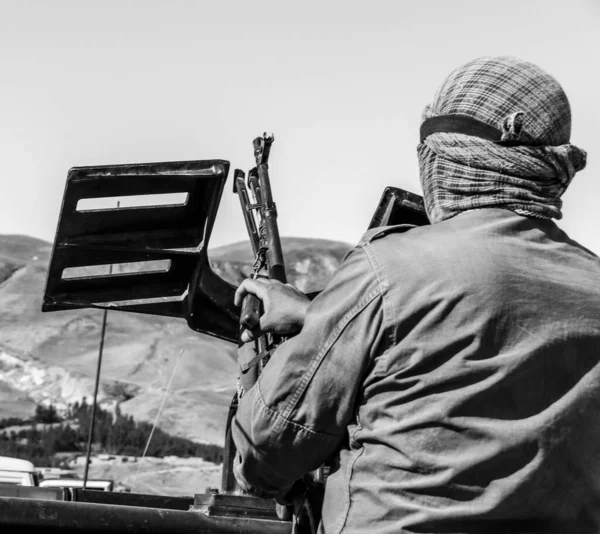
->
0;234;351;446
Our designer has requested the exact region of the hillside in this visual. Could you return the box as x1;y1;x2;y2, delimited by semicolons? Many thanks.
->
0;234;352;446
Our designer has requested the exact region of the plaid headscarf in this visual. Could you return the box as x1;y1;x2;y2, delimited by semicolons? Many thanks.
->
417;56;587;224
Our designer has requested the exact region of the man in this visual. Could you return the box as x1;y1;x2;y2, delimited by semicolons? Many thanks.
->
231;56;600;533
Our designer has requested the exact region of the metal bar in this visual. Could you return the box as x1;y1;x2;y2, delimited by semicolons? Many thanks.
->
84;201;119;489
83;299;109;488
0;496;292;533
247;167;263;236
234;170;260;255
220;394;240;493
71;488;194;510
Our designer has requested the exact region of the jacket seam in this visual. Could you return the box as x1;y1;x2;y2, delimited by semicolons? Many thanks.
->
333;416;365;533
361;241;398;374
255;380;342;442
280;285;382;422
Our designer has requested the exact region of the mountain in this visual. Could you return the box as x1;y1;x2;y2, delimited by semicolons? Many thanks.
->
209;237;351;291
0;234;352;445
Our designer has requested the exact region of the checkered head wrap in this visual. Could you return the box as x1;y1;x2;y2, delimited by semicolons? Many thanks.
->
417;56;587;224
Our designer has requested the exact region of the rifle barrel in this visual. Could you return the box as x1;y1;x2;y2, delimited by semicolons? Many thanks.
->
257;163;286;284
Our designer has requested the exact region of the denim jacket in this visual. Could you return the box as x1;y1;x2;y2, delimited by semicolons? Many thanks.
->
232;209;600;533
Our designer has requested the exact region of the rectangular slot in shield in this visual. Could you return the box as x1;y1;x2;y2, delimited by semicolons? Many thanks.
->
76;193;189;211
62;260;172;280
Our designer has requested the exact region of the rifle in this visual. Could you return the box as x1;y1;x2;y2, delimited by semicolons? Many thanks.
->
222;135;326;529
233;133;286;393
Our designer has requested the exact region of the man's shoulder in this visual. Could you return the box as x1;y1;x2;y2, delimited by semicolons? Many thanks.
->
353;224;440;290
358;223;431;247
354;210;515;278
359;209;526;250
357;218;457;257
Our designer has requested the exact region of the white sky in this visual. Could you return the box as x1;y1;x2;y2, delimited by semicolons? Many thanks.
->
1;0;598;254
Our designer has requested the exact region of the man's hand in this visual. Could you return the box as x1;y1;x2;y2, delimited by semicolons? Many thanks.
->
234;278;310;343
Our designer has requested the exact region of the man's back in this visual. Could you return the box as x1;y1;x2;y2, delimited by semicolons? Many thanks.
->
232;56;596;534
333;208;600;533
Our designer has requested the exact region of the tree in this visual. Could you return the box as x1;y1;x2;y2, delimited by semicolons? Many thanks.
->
34;403;61;424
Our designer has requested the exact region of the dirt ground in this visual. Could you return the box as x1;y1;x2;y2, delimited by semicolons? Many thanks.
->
66;454;222;496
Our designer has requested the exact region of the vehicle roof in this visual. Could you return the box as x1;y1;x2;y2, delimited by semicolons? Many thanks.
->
0;456;35;472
